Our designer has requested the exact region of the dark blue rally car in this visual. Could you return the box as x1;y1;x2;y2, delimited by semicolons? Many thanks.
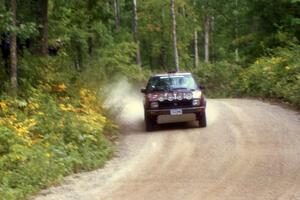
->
141;72;206;131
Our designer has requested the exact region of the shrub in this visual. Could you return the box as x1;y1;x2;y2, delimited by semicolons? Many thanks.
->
192;61;242;97
192;45;300;108
236;45;300;107
0;55;118;200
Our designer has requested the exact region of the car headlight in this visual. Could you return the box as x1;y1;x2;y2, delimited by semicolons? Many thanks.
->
167;93;174;101
147;93;159;101
184;92;193;100
158;94;165;102
192;91;202;98
192;99;200;106
150;102;159;108
176;94;183;100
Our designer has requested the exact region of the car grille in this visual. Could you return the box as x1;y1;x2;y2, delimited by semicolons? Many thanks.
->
159;100;193;109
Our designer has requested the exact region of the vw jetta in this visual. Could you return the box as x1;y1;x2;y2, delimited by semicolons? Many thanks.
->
141;72;206;131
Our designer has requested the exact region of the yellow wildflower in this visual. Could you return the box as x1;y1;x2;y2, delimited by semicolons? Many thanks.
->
59;103;77;112
9;114;17;121
285;66;290;70
28;119;38;127
59;104;68;111
45;153;52;158
0;101;8;112
80;89;96;103
15;125;30;136
54;83;67;92
12;119;38;136
60;96;70;101
255;59;261;65
58;83;67;91
28;102;40;110
37;112;45;115
271;57;285;65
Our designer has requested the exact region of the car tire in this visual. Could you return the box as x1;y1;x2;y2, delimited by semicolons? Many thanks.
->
199;111;207;128
145;114;155;132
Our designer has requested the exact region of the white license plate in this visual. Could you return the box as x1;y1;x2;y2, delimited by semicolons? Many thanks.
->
170;109;183;115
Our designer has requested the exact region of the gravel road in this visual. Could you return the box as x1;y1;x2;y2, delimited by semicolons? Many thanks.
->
33;98;300;200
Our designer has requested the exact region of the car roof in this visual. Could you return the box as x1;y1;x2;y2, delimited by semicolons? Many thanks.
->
151;72;192;78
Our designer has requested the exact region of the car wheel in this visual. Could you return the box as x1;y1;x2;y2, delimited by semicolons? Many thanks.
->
145;114;155;131
199;111;207;128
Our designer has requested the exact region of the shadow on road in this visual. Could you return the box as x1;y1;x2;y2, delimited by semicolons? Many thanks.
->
119;119;202;136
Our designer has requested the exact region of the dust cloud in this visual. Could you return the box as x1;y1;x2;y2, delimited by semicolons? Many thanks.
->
103;78;144;124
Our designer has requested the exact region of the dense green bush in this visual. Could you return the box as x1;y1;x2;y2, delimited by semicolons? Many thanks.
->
236;45;300;107
192;45;300;108
0;56;119;200
77;41;150;90
0;38;150;198
192;61;242;97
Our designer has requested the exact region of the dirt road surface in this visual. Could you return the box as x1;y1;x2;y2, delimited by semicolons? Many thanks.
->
33;97;300;200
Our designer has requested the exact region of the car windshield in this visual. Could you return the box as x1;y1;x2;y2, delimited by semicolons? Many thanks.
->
146;74;198;92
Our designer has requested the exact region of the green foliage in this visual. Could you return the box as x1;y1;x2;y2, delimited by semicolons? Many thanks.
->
0;4;11;33
0;56;118;200
74;41;150;92
1;0;300;198
235;45;300;107
0;0;38;39
193;45;300;109
193;61;242;97
137;0;195;70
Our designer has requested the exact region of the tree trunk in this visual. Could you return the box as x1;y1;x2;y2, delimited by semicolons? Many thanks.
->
170;0;180;72
10;0;17;90
33;0;48;55
193;0;199;68
87;0;93;56
160;6;167;70
211;16;215;62
235;0;239;62
113;0;121;31
204;14;210;63
194;30;199;68
41;0;48;55
132;0;141;66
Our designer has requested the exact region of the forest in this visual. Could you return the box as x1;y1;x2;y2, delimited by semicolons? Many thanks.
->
0;0;299;199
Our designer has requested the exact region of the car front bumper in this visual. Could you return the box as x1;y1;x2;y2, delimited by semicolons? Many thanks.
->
146;106;205;124
146;106;205;115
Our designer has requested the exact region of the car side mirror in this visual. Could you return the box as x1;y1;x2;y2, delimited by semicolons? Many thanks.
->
141;88;146;93
199;85;205;90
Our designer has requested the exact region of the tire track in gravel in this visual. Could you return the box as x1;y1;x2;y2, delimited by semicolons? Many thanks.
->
33;99;300;200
